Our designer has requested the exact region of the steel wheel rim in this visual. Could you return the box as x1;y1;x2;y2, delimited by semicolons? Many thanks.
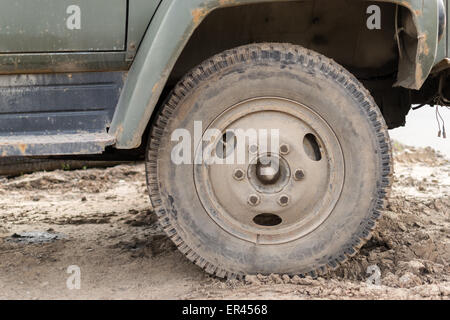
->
194;97;345;245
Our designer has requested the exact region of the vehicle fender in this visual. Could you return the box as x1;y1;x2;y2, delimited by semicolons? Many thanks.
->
109;0;440;149
378;0;440;89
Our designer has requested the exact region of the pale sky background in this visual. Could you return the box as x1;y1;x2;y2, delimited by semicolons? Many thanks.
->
389;106;449;158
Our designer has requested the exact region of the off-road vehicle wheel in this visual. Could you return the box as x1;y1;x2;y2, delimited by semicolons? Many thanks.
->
146;43;392;278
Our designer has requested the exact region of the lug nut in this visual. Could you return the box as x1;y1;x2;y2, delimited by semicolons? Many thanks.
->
248;194;261;206
294;169;305;181
278;195;290;207
233;168;245;181
249;144;258;154
280;144;290;155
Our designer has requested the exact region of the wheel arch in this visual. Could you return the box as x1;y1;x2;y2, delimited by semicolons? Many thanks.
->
110;0;439;149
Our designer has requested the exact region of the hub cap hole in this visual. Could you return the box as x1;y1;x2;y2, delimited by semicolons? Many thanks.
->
303;133;322;161
253;213;283;227
216;131;237;159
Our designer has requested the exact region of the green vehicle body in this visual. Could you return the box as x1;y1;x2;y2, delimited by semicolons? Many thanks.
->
0;0;448;157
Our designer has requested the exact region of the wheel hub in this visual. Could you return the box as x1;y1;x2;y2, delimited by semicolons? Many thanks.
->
255;156;280;185
248;154;291;194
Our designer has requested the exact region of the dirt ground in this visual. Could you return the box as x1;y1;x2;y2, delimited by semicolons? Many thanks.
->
0;142;448;300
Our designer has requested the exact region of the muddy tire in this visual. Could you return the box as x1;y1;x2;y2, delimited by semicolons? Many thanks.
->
146;43;392;278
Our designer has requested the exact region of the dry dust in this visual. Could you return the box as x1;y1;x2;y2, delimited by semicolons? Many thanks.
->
0;142;448;300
